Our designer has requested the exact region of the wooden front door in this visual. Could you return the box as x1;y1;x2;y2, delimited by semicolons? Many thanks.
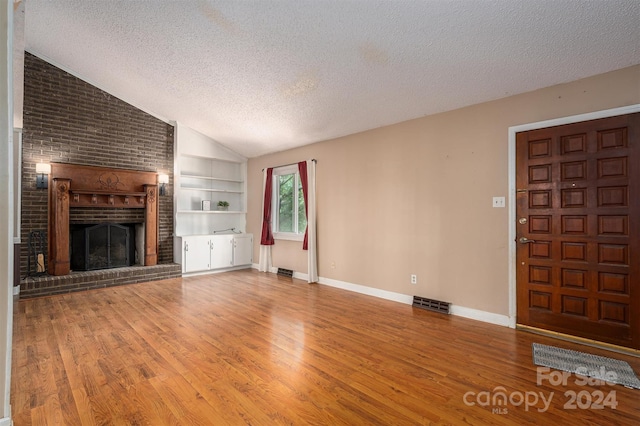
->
516;113;640;349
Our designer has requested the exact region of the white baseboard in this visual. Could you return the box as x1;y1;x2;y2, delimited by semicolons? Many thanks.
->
449;305;511;327
318;276;414;305
251;264;299;276
292;271;309;281
321;277;511;327
182;265;251;277
251;264;276;273
249;266;511;328
0;415;12;426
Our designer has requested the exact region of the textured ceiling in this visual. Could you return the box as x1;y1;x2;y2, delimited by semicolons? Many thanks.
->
24;0;640;158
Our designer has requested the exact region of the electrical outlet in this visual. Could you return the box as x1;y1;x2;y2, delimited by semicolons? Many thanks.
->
492;196;505;208
331;261;336;269
411;274;417;284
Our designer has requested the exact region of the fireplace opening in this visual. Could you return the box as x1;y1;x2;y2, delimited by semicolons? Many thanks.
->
70;223;138;271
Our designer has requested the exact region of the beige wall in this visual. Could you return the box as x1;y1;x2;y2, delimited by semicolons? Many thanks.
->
247;65;640;316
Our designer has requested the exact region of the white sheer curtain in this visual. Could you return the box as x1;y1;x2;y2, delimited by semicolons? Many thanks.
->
307;160;318;282
299;160;318;283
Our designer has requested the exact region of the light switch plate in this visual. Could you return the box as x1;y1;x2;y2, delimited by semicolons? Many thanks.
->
492;196;505;208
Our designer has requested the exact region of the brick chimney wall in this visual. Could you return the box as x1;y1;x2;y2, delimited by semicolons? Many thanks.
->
21;52;174;276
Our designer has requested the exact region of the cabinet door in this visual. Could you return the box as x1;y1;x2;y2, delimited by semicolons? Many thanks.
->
184;236;211;273
211;235;233;269
232;234;253;266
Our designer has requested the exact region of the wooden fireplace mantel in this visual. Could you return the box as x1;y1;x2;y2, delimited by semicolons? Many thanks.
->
48;163;159;276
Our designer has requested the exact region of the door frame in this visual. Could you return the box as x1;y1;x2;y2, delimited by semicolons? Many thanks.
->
507;104;640;329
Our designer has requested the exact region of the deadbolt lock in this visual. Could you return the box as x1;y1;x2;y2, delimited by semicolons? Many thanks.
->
518;217;527;225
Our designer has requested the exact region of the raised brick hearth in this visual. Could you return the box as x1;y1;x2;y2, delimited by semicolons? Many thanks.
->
20;264;181;299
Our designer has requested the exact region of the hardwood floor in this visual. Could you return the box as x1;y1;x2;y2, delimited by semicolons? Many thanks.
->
11;270;640;425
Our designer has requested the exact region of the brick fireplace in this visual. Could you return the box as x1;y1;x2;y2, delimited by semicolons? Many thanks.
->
20;52;179;297
21;164;183;299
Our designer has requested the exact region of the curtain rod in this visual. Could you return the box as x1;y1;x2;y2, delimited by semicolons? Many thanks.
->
262;159;316;171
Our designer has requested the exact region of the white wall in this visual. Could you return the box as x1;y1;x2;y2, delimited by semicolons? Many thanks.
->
0;1;14;424
175;123;246;162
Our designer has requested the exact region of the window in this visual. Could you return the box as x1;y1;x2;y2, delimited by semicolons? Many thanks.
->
272;165;306;240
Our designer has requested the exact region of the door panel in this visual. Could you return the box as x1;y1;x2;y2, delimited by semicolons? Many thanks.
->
232;235;253;266
516;113;640;349
184;236;211;273
211;235;233;269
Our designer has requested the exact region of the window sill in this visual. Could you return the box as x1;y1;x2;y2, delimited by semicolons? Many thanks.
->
273;232;304;242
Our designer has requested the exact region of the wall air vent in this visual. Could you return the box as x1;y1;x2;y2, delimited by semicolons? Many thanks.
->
412;296;451;314
277;268;294;278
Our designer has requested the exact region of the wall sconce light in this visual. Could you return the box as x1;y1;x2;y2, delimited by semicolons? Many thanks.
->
35;163;51;189
158;173;169;196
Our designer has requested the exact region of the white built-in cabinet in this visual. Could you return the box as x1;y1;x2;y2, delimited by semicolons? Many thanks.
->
176;234;253;274
210;235;234;269
181;235;212;273
173;124;253;275
232;234;253;266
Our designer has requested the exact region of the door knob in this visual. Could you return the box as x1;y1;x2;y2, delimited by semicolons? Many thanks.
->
518;237;535;244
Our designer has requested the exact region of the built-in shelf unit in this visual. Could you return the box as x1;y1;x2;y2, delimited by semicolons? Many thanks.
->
173;124;251;274
177;155;245;214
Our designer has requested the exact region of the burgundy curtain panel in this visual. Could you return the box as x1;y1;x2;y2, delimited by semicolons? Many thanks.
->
298;161;309;250
260;167;274;245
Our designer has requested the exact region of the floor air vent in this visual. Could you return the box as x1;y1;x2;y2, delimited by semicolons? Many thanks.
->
412;296;451;314
277;268;294;278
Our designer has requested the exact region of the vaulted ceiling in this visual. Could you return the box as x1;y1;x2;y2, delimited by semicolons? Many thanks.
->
24;0;640;157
